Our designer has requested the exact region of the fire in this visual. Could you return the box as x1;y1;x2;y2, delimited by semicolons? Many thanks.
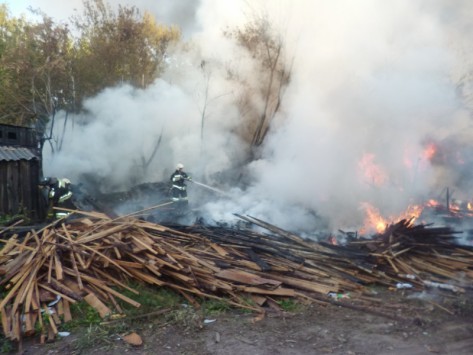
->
360;203;388;234
360;202;423;234
358;153;388;187
450;201;461;212
426;199;439;207
422;143;437;161
327;235;338;245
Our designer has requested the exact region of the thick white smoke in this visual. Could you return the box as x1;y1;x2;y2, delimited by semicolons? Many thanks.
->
30;0;473;233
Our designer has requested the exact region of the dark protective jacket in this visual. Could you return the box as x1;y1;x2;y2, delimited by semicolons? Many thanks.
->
49;179;72;205
39;177;74;219
170;169;191;200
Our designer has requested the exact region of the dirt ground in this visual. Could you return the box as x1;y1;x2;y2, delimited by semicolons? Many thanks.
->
16;288;473;355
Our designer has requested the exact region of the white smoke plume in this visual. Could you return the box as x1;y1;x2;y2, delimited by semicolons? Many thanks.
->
32;0;473;234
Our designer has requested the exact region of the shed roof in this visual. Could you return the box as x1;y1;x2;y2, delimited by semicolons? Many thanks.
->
0;146;38;161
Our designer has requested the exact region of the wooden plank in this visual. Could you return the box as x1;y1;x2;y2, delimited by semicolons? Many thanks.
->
113;260;144;269
69;250;83;290
63;300;72;322
210;243;229;256
78;273;141;308
60;224;88;269
131;235;158;254
54;252;64;281
47;255;53;284
43;305;58;335
51;311;61;325
12;310;20;341
49;278;83;301
84;293;112;318
31;283;40;311
75;242;132;277
159;239;221;273
0;238;35;253
57;300;64;316
256;272;338;295
216;269;281;287
249;294;267;306
0;307;11;339
38;283;77;304
126;268;165;286
106;292;123;314
240;286;296;297
23;278;36;314
0;263;32;310
76;224;127;244
92;268;140;295
24;312;35;336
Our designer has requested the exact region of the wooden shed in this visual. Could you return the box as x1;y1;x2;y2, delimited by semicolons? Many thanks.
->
0;124;45;221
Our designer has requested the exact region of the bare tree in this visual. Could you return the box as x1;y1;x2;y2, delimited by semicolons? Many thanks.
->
226;14;292;148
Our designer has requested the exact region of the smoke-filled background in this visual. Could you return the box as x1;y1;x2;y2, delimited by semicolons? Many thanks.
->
8;0;473;234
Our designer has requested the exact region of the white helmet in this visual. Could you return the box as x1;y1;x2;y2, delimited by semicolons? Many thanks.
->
62;178;71;185
176;163;184;170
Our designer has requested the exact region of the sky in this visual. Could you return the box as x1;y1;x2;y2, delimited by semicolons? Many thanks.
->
3;0;201;35
3;0;473;236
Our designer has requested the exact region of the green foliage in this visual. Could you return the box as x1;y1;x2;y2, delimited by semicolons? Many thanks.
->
71;0;180;103
0;213;31;227
0;6;72;126
73;324;112;352
118;283;182;316
65;301;102;329
0;0;181;128
61;285;185;353
277;298;302;312
201;298;232;316
0;334;14;354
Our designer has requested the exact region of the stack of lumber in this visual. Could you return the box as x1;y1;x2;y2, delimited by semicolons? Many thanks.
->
0;211;371;342
1;211;473;342
345;218;473;291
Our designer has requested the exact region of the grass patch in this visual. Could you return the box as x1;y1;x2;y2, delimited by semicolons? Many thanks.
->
0;334;14;354
58;284;186;352
117;283;183;316
201;299;232;316
276;298;303;312
0;212;31;226
72;324;115;353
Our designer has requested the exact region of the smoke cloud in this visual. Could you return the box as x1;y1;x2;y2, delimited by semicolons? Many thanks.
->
37;0;473;235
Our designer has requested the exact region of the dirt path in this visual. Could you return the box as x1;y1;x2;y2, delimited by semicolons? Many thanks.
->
20;290;473;355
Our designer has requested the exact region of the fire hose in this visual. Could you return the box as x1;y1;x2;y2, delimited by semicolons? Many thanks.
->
187;179;231;197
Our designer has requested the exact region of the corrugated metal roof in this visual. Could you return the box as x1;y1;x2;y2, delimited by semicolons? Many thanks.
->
0;146;38;161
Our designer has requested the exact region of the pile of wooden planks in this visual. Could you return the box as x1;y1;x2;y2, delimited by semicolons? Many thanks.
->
345;218;473;291
1;211;472;342
0;210;367;342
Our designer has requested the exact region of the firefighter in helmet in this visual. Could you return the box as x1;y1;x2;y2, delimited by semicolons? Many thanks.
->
39;177;74;219
170;163;192;210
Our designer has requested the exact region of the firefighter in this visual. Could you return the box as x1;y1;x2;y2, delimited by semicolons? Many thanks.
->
39;177;74;219
170;163;192;211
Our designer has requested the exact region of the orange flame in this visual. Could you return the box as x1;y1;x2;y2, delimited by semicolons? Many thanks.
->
360;202;423;234
422;143;437;161
360;203;388;234
328;235;338;245
358;153;388;187
426;199;439;207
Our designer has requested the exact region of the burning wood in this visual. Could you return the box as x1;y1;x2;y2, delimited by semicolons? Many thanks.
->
346;218;473;290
